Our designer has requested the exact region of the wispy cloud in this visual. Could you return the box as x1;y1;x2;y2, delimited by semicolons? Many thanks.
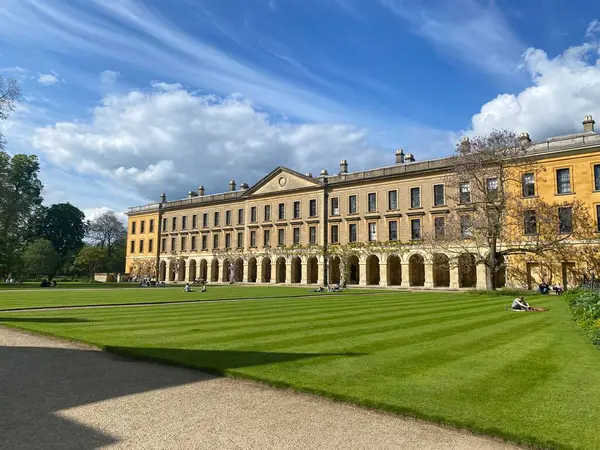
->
37;73;59;85
0;0;356;123
379;0;525;75
99;70;121;86
586;19;600;39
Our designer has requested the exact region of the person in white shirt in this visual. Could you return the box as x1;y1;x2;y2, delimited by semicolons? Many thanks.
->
512;297;530;311
184;283;192;292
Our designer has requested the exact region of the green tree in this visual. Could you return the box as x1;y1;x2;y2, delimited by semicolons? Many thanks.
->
22;239;60;279
73;246;107;281
0;154;44;277
35;203;86;256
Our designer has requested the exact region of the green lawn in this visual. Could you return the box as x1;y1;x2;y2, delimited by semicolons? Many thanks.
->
0;282;157;290
1;288;599;449
0;285;332;310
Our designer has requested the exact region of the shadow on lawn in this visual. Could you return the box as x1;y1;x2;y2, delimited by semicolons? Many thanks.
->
1;342;360;449
105;346;363;375
0;317;90;323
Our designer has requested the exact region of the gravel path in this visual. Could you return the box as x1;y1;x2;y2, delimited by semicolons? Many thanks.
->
0;326;521;450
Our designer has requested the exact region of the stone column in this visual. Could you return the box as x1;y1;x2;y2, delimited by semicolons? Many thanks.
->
424;262;434;288
242;262;249;283
317;261;325;285
285;260;292;284
401;262;410;288
379;261;388;287
449;266;460;289
217;262;224;283
301;261;308;284
359;263;367;286
476;264;487;290
256;261;263;284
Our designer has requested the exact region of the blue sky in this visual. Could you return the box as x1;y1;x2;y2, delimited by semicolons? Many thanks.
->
1;0;600;218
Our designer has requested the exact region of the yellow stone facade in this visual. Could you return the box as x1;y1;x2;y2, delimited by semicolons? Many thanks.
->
126;117;600;289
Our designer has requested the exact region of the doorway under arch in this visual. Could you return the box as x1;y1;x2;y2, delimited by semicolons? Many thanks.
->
387;255;401;286
291;257;301;283
458;253;477;288
261;258;272;283
366;255;380;285
247;257;257;283
276;257;286;283
307;257;319;284
347;255;359;285
409;254;425;287
159;260;166;281
432;253;450;287
199;259;208;281
210;260;219;282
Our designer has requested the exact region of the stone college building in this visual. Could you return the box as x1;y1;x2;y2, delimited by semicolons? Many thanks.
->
126;116;600;290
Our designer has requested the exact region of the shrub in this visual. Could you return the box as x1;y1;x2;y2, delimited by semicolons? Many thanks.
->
565;289;600;348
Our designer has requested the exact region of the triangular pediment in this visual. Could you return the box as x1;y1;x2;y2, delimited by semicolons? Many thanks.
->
245;167;321;197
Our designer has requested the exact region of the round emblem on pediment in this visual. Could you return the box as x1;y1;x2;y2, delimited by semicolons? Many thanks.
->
278;176;287;187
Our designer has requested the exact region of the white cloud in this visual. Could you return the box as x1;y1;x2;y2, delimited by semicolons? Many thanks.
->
380;0;524;75
31;84;384;203
585;19;600;39
37;73;59;85
469;42;600;139
83;207;127;223
99;70;121;86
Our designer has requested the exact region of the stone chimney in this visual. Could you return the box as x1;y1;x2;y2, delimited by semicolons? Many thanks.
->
319;169;328;177
198;186;205;196
339;159;348;174
305;173;313;178
395;149;405;164
240;183;249;190
405;153;415;163
188;191;197;198
519;132;532;146
160;193;167;203
583;115;595;132
229;180;236;191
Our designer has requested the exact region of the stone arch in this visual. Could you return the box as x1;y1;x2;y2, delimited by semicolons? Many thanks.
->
348;255;359;285
261;257;272;283
307;256;319;284
235;258;244;282
199;259;208;281
222;259;231;283
247;257;257;283
159;260;167;282
366;255;380;285
276;257;286;283
409;253;425;287
432;253;450;287
291;257;301;283
458;253;477;288
210;259;219;282
329;256;341;285
387;255;402;286
188;259;197;281
178;259;186;282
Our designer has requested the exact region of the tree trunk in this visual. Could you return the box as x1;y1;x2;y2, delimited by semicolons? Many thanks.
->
486;238;497;291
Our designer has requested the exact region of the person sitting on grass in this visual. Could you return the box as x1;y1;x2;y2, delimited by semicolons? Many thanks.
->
200;280;207;292
512;296;530;311
184;282;193;292
511;296;547;312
